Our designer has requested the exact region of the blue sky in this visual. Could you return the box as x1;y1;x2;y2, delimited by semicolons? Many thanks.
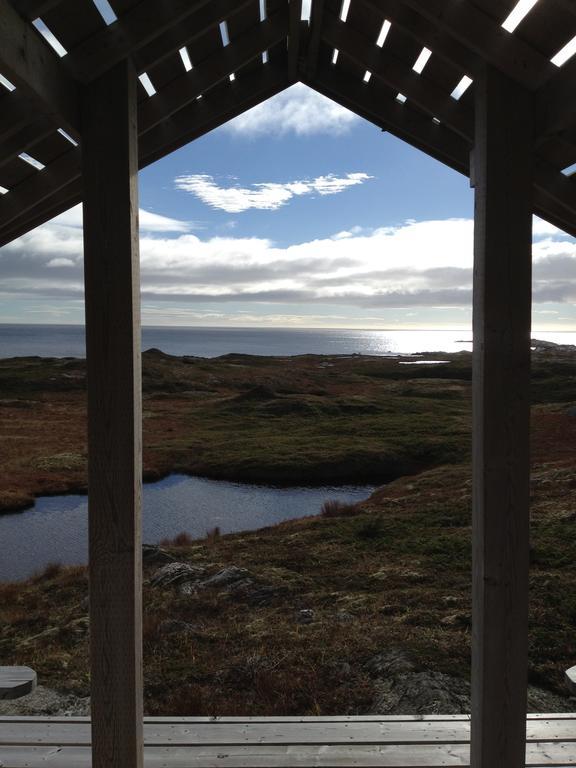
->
2;83;575;330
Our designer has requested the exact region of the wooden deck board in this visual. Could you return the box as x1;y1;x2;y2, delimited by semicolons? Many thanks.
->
1;716;576;767
2;718;576;747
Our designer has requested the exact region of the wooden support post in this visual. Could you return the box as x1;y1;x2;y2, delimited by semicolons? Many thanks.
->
82;60;143;768
471;65;533;768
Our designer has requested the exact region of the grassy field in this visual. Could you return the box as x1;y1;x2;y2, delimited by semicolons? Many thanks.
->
1;344;576;714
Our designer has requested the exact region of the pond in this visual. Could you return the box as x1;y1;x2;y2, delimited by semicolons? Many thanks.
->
0;475;376;582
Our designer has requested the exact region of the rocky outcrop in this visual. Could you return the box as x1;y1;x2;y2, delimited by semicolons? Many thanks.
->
366;649;574;715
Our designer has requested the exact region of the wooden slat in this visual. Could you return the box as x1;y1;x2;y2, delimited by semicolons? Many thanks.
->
82;59;143;768
362;0;478;76
139;62;291;166
138;7;288;133
397;0;554;88
9;0;64;18
536;58;576;144
4;714;576;724
65;0;211;81
304;0;326;78
321;10;473;138
4;718;576;747
471;64;533;768
0;65;290;248
307;66;472;174
0;0;80;137
3;741;576;768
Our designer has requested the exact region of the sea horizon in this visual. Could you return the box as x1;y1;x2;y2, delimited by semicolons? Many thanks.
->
1;323;575;360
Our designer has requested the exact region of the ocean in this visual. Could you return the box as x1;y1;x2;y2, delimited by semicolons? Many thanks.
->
1;324;575;359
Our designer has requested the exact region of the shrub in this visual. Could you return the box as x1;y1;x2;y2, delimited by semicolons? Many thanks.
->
320;499;359;518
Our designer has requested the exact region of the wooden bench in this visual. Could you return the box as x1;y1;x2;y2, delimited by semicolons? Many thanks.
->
0;668;36;701
1;714;576;767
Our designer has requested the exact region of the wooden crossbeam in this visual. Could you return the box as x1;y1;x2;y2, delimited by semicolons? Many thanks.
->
395;0;553;89
363;0;478;75
536;58;576;143
308;66;576;237
305;0;326;78
9;0;62;19
306;66;471;175
138;7;288;134
289;0;303;81
0;0;80;137
0;18;288;230
0;65;291;248
0;92;41;143
66;0;249;82
0;117;54;172
365;0;554;89
322;10;473;139
139;64;292;166
364;0;576;171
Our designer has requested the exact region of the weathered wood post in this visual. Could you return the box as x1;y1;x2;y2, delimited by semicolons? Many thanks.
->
471;65;533;768
82;59;143;768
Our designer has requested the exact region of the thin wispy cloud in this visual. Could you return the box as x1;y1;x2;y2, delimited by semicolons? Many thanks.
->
174;173;373;213
223;83;359;137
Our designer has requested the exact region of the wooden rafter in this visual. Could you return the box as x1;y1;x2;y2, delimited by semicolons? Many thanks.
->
363;0;478;75
0;0;80;137
9;0;62;19
138;6;288;133
305;0;326;78
322;10;473;139
308;65;576;237
0;16;289;234
536;58;576;144
306;66;471;175
396;0;554;88
0;64;291;248
66;0;249;83
363;0;576;161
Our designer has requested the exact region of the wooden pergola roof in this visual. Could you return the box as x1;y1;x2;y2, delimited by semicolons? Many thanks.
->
2;0;576;247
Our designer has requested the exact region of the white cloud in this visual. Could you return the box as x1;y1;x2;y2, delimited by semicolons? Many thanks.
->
46;204;193;234
223;83;359;137
174;173;372;213
47;258;75;268
2;215;575;328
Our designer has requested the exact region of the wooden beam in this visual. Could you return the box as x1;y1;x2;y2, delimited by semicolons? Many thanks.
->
396;0;552;89
10;0;63;19
0;118;55;172
65;0;245;82
308;65;576;239
0;65;291;247
363;0;478;75
306;67;471;174
0;0;80;137
288;0;307;81
139;64;292;166
471;64;532;768
536;58;576;143
322;11;473;139
305;0;326;78
0;18;288;228
82;59;143;768
138;8;288;134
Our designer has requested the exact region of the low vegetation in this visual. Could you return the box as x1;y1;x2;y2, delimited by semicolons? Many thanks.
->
1;342;576;714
